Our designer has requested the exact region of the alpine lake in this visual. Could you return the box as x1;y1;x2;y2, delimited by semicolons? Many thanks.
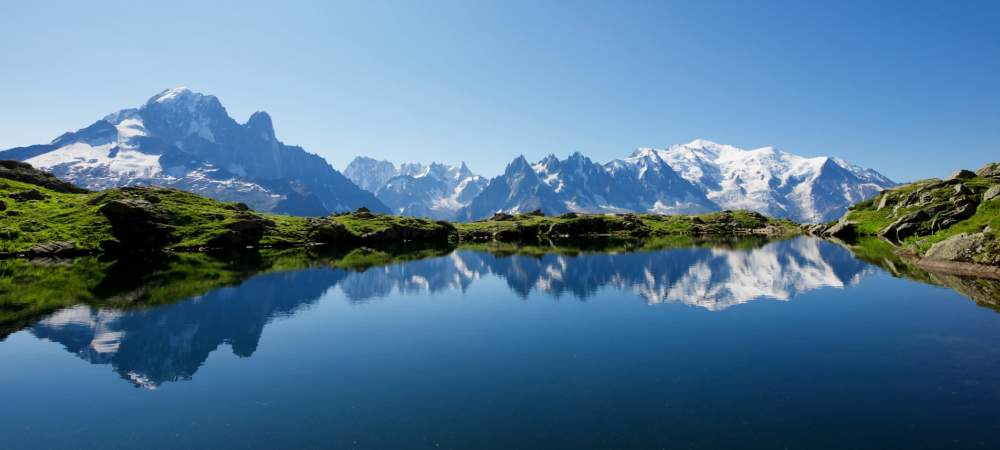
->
2;236;1000;449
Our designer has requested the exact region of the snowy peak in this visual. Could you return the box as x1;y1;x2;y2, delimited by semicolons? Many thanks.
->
654;139;895;222
456;140;892;222
343;156;487;220
146;86;198;105
0;87;389;215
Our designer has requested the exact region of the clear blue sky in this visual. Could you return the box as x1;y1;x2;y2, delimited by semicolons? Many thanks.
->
1;0;997;181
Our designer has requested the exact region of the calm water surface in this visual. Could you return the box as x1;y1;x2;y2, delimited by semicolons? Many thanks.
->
2;237;1000;449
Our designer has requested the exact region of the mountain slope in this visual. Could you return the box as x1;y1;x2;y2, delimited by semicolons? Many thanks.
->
0;87;388;215
460;156;568;220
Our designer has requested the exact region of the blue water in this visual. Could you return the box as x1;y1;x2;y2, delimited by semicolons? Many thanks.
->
2;237;1000;449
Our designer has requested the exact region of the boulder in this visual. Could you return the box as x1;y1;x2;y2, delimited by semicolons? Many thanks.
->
975;162;1000;180
930;199;979;232
99;199;175;252
361;221;455;243
526;209;545;217
0;199;5;211
876;193;895;211
823;220;858;241
488;212;515;221
207;213;275;248
558;212;579;219
494;224;539;241
0;160;89;193
805;223;826;235
947;169;977;181
224;202;251;212
27;241;78;257
10;189;46;201
879;211;930;242
308;220;356;244
985;185;1000;202
924;232;988;263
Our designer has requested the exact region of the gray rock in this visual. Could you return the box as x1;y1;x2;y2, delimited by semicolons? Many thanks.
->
947;169;977;181
925;232;987;262
823;220;858;240
879;211;930;242
876;193;894;211
976;162;1000;180
28;241;77;256
805;223;826;235
985;185;1000;202
0;160;89;193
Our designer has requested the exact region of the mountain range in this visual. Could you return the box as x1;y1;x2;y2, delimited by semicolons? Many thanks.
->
0;87;895;223
0;87;388;215
344;157;487;219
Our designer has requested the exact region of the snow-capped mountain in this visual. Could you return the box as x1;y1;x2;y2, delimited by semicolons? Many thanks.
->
0;87;388;215
653;139;895;223
459;139;894;222
344;157;487;220
460;155;571;220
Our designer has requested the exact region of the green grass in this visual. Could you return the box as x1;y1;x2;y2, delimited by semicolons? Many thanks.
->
0;180;455;254
331;213;446;236
455;210;799;241
0;179;112;253
844;175;999;258
2;173;797;256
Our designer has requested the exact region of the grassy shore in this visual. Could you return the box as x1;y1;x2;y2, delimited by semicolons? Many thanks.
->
1;166;799;257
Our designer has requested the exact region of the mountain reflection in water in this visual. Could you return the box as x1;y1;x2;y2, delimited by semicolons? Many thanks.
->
25;237;877;388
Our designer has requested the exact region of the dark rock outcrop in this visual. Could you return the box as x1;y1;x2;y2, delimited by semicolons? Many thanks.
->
207;213;275;249
360;221;456;244
307;220;356;244
879;210;930;242
9;189;47;202
947;169;977;181
824;220;858;241
0;160;89;193
99;199;175;252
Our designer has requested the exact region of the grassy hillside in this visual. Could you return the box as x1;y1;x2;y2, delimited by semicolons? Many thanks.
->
827;163;1000;267
0;175;453;255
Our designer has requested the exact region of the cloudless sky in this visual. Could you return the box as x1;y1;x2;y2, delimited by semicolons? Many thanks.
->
1;0;997;181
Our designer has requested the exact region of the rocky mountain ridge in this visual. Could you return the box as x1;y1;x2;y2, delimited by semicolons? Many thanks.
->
0;87;389;215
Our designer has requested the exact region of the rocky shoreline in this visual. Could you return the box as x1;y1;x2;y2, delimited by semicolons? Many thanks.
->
806;160;1000;277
